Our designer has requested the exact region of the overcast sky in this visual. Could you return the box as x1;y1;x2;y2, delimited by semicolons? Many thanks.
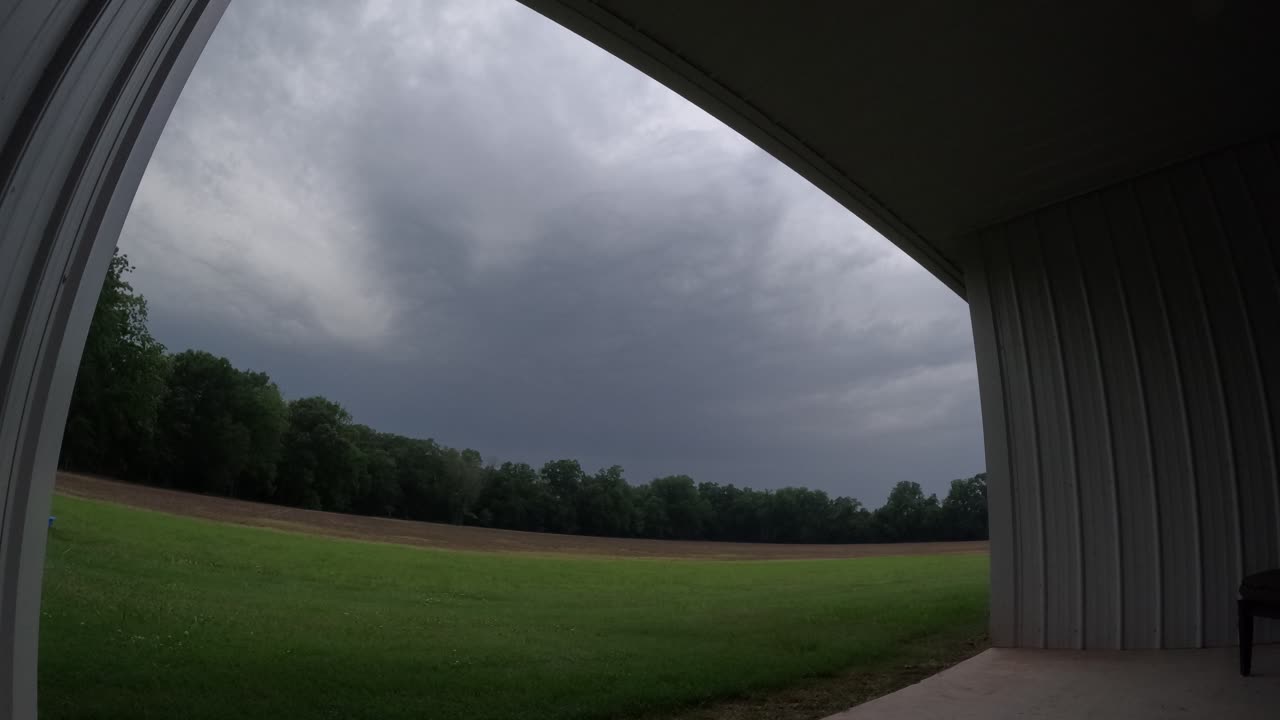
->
118;0;983;503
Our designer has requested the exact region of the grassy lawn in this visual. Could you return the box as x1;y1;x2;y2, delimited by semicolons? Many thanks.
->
39;496;988;720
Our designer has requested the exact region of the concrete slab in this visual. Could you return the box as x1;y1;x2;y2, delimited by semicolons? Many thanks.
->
825;646;1280;719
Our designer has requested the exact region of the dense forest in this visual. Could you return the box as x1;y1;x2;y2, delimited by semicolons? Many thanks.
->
59;251;988;544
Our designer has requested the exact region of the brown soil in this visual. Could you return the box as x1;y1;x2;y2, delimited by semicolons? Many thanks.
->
55;472;989;560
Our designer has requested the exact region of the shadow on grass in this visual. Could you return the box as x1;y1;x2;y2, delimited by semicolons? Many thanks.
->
644;627;989;720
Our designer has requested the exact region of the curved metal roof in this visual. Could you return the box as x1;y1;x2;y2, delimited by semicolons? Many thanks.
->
518;0;1280;295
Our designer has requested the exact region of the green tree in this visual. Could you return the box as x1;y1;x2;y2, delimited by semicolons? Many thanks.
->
540;459;586;533
61;250;169;477
56;250;990;546
477;462;549;531
941;473;988;540
874;481;942;542
642;475;708;539
383;435;446;521
434;448;484;524
234;370;287;499
767;487;833;543
276;396;362;510
725;486;768;542
827;495;873;542
152;350;286;497
576;465;637;537
348;425;403;517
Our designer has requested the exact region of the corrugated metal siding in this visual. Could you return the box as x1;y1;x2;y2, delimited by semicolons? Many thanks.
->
0;2;227;714
967;251;1017;647
968;138;1280;648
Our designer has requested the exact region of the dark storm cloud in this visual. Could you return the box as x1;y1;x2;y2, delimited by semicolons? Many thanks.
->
120;0;983;503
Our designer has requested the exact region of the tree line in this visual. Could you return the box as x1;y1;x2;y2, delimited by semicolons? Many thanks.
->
59;251;988;543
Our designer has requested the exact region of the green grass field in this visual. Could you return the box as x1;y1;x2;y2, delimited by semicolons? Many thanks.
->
38;496;988;720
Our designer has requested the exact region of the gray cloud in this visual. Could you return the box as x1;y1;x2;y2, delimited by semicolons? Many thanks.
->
119;0;983;503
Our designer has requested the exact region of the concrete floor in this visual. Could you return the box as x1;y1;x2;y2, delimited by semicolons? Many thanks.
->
825;645;1280;719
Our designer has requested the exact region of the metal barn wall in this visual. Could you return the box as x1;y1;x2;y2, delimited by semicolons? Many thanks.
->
0;2;226;715
968;138;1280;649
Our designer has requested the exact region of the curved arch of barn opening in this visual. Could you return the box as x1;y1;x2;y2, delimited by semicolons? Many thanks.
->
3;1;1280;717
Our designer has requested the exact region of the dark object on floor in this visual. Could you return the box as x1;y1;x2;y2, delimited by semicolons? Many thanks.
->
1240;570;1280;676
